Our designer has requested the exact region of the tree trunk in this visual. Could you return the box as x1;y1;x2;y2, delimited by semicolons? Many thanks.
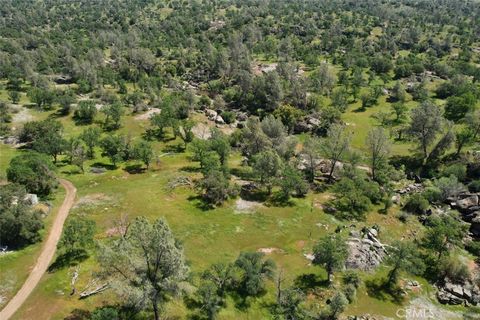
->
455;143;463;157
328;160;336;183
152;296;160;320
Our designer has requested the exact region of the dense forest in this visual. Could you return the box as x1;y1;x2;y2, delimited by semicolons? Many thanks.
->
0;0;480;319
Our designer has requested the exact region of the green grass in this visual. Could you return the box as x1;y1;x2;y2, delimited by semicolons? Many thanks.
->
0;82;467;319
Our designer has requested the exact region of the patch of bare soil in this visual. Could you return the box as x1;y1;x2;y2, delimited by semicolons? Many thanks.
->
234;198;263;214
11;106;34;123
257;247;284;254
73;193;112;209
134;108;161;120
192;122;212;139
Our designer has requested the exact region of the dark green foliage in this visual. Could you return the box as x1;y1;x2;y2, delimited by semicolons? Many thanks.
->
74;100;97;124
343;271;361;289
273;287;306;320
385;241;425;288
330;176;382;220
403;193;429;215
0;101;12;135
209;129;230;166
98;217;188;320
100;135;126;166
58;217;96;254
8;90;20;104
234;252;276;297
19;119;63;144
80;126;102;158
468;180;480;193
313;234;348;283
90;307;119;320
444;93;477;122
0;183;44;248
57;91;76;115
422;214;468;259
198;170;237;206
102;102;124;130
133;140;154;169
252;149;283;194
278;164;309;200
408;101;443;159
195;281;224;320
7;152;57;196
28;87;55;110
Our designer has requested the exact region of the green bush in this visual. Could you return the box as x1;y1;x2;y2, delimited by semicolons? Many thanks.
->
403;193;429;215
442;164;467;181
0;183;44;247
468;180;480;193
438;256;470;284
6;152;57;196
422;187;442;204
465;241;480;258
221;111;236;124
343;271;361;288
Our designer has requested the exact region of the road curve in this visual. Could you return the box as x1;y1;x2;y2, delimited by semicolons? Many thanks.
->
0;179;77;320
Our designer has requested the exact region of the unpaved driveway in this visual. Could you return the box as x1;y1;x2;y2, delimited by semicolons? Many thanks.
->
0;179;76;320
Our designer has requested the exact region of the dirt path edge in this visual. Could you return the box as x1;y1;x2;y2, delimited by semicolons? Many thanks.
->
0;179;76;320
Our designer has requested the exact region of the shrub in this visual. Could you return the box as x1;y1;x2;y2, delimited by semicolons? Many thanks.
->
468;180;480;193
403;193;429;215
6;152;57;196
343;271;361;288
343;284;357;303
465;241;480;258
221;111;235;124
422;187;442;204
433;175;466;201
442;164;467;181
0;183;44;247
438;256;470;284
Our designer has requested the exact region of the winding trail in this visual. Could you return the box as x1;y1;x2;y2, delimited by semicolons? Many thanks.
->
0;179;76;320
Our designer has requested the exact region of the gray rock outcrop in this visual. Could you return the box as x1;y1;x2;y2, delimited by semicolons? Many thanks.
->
436;278;480;306
345;228;387;271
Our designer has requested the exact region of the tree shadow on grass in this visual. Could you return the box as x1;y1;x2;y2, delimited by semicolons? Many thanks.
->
48;249;89;272
187;195;214;211
91;162;117;170
294;273;329;292
239;188;268;203
61;167;84;175
124;163;146;174
389;155;423;175
365;277;405;305
162;143;184;153
266;193;295;207
230;167;253;180
180;165;202;173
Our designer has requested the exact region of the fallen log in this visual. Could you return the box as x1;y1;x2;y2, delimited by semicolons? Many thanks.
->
79;283;108;299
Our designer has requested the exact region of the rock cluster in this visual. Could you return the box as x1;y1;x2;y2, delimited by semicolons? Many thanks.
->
294;115;322;134
437;279;480;306
395;183;423;195
450;192;480;237
345;228;387;271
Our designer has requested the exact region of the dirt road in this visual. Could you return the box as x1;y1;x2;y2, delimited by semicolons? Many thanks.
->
0;179;76;320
